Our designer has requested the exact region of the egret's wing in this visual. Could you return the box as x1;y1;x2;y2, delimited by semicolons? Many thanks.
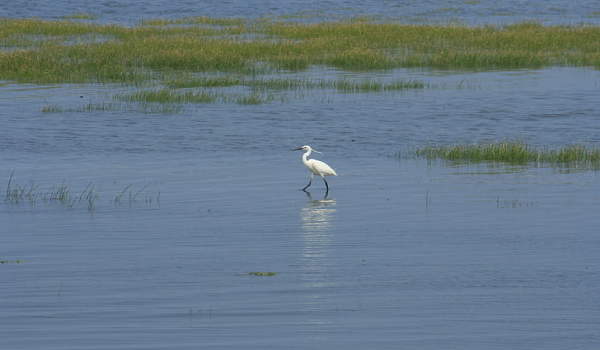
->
311;159;337;176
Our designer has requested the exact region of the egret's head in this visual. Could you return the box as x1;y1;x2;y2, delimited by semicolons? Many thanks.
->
293;145;322;154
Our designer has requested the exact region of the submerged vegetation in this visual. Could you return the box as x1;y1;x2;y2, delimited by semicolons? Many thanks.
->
239;272;278;276
411;139;600;167
1;16;600;109
1;260;24;264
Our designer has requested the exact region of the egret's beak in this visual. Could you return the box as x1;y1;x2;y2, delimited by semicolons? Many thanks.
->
293;147;303;151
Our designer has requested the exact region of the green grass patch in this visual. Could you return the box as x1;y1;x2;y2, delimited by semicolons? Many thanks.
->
2;17;600;85
115;88;219;104
164;75;427;92
412;139;600;167
2;16;600;110
333;78;426;92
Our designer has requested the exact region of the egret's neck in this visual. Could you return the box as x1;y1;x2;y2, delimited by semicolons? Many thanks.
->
302;149;311;164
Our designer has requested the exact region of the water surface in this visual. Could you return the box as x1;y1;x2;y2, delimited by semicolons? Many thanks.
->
3;0;600;25
1;2;600;349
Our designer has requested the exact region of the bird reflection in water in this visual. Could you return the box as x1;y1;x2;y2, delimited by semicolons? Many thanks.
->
299;191;337;265
300;191;337;235
299;191;338;315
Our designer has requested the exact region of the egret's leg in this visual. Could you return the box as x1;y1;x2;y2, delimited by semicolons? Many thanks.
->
322;176;329;192
303;174;314;190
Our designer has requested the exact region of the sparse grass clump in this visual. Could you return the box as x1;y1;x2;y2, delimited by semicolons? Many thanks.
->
165;75;427;92
113;184;150;205
1;260;24;264
115;88;219;104
5;172;158;210
41;103;63;113
5;171;39;203
412;139;600;167
4;175;98;208
113;76;428;106
238;272;277;276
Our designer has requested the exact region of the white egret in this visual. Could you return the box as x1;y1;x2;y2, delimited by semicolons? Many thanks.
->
294;145;337;192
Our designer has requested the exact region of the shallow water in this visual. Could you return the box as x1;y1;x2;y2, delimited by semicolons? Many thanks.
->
2;65;599;349
2;2;600;349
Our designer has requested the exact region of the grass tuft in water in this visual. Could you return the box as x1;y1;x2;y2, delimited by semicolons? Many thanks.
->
1;260;25;264
115;89;218;104
113;184;132;205
41;103;63;113
43;180;75;206
238;272;277;276
234;92;273;104
5;171;39;203
5;173;157;211
79;182;100;211
496;196;537;208
412;138;600;166
113;184;153;205
333;78;427;92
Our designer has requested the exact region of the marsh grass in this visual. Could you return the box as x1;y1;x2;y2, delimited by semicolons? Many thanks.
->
79;182;100;211
44;180;72;204
77;101;122;112
5;172;39;203
138;16;249;27
4;177;95;208
5;173;155;211
2;17;599;85
165;75;427;92
41;103;63;113
2;17;600;110
116;89;219;104
233;92;275;104
412;139;600;167
108;76;429;107
62;13;98;20
1;260;25;264
113;184;132;205
496;196;537;208
238;272;277;276
333;78;426;92
113;184;151;205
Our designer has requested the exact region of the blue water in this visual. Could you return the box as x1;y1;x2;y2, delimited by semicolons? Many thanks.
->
3;0;600;26
1;2;600;350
